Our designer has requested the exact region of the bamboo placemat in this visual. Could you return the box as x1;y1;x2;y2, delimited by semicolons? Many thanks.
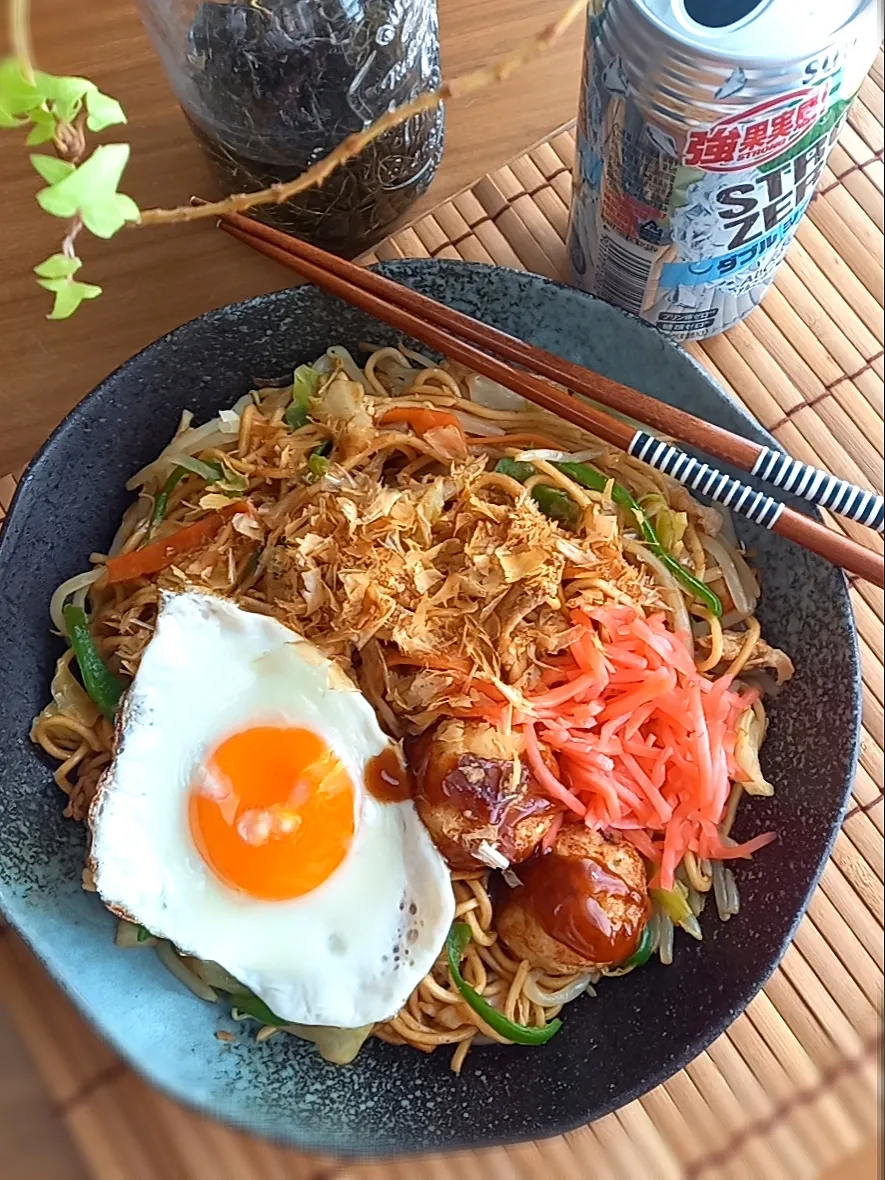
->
1;52;883;1180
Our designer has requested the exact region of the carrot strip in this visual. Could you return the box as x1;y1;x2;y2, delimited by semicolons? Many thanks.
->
703;830;777;860
598;667;676;725
527;671;600;710
620;753;673;824
622;829;661;861
522;722;584;815
379;407;464;441
103;502;245;584
498;600;774;886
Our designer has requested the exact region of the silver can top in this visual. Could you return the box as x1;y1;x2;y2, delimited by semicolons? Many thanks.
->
634;0;877;65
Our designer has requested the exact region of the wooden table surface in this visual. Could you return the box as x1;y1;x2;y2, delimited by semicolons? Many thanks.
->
0;0;583;478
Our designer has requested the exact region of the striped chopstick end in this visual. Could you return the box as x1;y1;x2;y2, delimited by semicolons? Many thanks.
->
751;446;884;533
627;431;784;530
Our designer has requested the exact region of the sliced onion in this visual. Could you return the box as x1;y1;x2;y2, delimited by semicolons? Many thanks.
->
325;345;364;383
115;920;156;948
712;860;731;921
658;914;675;965
680;913;703;941
218;409;240;433
175;454;223;481
623;538;692;639
467;373;527;411
733;702;774;795
282;1024;374;1065
155;942;218;1001
127;418;240;489
457;412;506;436
724;868;740;916
700;534;758;617
190;960;245;993
50;568;103;635
711;505;738;548
720;608;751;629
400;346;439;371
46;650;99;726
516;448;605;463
523;971;593;1007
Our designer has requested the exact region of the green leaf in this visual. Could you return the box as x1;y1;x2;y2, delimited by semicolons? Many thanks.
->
34;253;82;279
0;58;49;119
36;143;139;238
38;71;94;124
25;108;58;145
30;153;75;184
0;108;26;128
84;88;126;132
37;275;103;319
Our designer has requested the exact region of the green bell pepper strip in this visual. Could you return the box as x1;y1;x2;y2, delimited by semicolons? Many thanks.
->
619;923;653;970
493;458;580;531
307;440;332;480
555;461;722;617
149;459;233;533
62;604;125;720
494;457;536;483
446;923;562;1045
531;484;580;529
229;990;286;1025
149;466;188;531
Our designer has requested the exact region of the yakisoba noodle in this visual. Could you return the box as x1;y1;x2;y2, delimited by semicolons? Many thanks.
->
33;343;792;1071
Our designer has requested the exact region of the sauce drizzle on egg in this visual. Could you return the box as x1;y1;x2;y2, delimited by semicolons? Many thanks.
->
366;747;412;804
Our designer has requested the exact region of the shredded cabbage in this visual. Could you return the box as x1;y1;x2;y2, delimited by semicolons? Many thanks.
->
281;1023;374;1065
640;493;688;553
49;568;103;635
701;533;759;618
733;702;773;795
623;538;692;640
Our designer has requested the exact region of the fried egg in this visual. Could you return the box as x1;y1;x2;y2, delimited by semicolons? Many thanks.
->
90;590;454;1028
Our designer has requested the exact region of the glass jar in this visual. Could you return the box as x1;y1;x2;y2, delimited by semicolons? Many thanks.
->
138;0;445;256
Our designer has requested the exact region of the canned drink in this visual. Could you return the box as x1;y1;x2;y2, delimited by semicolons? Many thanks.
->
567;0;880;341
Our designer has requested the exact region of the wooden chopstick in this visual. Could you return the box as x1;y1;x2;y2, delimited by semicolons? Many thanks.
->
221;213;884;539
219;215;885;588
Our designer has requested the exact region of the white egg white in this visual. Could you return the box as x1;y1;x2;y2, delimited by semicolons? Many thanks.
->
90;590;454;1028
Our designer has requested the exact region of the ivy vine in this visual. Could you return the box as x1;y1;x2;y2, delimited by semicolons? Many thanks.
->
2;0;585;320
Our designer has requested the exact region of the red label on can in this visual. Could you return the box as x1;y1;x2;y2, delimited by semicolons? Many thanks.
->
683;84;830;172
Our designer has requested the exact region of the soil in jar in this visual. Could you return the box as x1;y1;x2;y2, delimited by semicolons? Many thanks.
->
183;0;445;256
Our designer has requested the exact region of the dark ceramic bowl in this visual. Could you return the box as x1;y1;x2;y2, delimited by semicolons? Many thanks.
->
0;261;860;1155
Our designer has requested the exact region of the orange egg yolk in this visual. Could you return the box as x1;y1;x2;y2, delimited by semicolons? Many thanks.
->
188;726;355;901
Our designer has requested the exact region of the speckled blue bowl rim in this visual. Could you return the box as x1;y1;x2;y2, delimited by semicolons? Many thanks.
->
0;260;861;1157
